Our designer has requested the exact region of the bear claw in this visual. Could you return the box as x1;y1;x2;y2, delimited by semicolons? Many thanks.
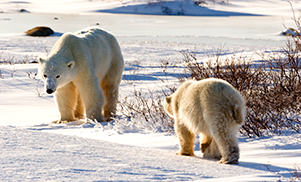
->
218;159;239;164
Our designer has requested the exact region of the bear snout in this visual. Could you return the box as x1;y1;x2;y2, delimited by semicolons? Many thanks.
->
46;89;54;94
45;77;57;94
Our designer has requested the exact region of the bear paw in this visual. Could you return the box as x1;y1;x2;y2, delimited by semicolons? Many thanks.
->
53;120;74;124
176;149;194;156
203;147;222;160
218;148;240;164
218;158;239;164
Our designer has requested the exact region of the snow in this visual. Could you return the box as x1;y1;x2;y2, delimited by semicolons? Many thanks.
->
1;0;301;181
5;125;292;181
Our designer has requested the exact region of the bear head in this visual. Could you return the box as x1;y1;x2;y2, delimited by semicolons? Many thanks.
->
38;57;76;94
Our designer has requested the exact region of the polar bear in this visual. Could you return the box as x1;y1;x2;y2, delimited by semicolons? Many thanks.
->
164;78;246;164
38;27;124;122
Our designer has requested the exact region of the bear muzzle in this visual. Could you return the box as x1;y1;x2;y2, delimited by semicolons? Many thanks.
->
45;77;57;94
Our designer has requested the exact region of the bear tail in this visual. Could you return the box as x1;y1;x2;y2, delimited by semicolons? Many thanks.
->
232;104;245;125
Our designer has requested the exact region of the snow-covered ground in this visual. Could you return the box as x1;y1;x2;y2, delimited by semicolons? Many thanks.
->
1;0;301;181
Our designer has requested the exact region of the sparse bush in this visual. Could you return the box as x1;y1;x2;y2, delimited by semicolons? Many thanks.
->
150;0;230;15
25;71;38;79
117;59;180;133
177;4;301;137
118;87;174;133
284;2;301;50
180;43;301;137
146;0;202;15
161;5;173;15
10;68;17;77
118;2;301;137
291;165;301;181
0;53;39;64
194;0;229;6
122;60;142;84
35;79;44;97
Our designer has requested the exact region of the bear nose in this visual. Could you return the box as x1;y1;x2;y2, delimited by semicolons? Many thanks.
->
46;89;54;94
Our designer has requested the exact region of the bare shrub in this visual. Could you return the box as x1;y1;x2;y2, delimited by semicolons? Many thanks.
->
0;53;39;64
21;55;39;64
180;46;301;137
264;163;301;181
178;3;301;137
288;2;301;51
25;71;38;79
194;0;229;6
10;68;17;77
118;87;174;133
117;58;180;133
158;58;181;86
290;165;301;181
122;60;142;84
35;79;44;97
5;54;16;65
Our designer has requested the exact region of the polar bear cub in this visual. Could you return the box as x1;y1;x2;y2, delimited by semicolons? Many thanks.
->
38;27;124;122
164;78;246;164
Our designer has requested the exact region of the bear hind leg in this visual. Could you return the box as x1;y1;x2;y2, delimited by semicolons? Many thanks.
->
209;119;240;164
175;121;195;156
100;77;121;121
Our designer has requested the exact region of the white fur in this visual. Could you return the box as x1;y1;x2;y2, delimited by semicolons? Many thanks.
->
39;27;124;122
164;78;246;164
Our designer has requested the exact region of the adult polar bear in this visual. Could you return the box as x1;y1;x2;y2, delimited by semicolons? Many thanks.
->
164;78;246;164
39;27;124;122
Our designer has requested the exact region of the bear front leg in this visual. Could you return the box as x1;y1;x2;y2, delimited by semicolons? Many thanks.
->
74;92;85;119
175;120;195;156
74;75;105;122
54;82;78;123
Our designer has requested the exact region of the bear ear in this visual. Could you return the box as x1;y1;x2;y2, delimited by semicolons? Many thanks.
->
67;60;75;69
39;58;45;64
165;96;172;104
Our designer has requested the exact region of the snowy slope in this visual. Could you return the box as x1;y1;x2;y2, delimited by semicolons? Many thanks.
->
0;0;301;181
3;125;298;182
0;0;300;16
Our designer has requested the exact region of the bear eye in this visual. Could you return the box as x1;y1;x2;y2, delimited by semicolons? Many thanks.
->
56;75;60;78
44;75;47;78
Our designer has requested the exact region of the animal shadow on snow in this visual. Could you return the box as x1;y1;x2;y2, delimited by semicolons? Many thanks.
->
123;64;188;82
190;154;292;175
27;119;104;131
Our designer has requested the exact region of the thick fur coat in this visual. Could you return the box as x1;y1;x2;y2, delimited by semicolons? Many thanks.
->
164;78;246;164
38;27;124;122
